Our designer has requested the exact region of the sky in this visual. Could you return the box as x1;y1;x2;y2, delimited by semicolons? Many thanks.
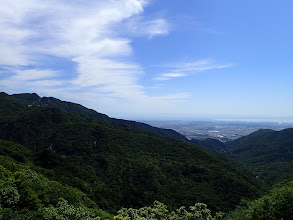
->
0;0;293;121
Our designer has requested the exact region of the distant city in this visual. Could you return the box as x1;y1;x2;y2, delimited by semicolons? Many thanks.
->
141;120;293;142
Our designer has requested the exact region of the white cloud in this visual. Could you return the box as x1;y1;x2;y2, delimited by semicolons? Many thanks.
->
72;57;142;87
145;18;169;38
0;68;61;93
12;69;57;81
0;0;147;62
154;73;186;81
120;16;169;38
0;0;189;117
154;60;234;80
0;25;32;66
71;56;147;101
166;60;234;72
154;93;191;101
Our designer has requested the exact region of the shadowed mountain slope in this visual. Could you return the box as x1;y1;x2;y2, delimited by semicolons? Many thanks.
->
226;128;293;185
190;138;227;155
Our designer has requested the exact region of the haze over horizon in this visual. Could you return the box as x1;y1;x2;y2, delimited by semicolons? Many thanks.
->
0;0;292;120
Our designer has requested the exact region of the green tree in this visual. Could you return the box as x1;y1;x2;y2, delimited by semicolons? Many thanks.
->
40;198;100;220
226;181;293;220
114;201;224;220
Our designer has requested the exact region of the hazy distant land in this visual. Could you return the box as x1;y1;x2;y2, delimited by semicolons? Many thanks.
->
141;120;293;142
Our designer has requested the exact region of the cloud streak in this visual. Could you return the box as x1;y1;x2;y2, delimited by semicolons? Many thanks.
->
154;73;186;81
154;60;234;80
122;16;169;38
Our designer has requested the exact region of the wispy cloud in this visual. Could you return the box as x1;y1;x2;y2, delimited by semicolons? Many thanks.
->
122;16;169;38
154;60;234;81
154;93;191;102
154;73;186;81
10;69;57;81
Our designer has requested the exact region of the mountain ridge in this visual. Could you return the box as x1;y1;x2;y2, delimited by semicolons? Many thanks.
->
5;92;186;141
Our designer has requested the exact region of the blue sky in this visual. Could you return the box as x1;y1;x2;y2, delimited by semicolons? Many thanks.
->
0;0;292;120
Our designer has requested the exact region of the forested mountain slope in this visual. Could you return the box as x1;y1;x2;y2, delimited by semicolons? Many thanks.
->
0;92;265;213
226;128;293;185
190;138;227;155
0;139;111;219
8;92;186;141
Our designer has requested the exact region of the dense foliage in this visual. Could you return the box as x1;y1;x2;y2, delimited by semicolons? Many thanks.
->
190;139;227;157
226;129;293;185
8;92;186;141
226;181;293;220
0;139;225;219
0;92;265;214
114;201;224;220
0;140;111;219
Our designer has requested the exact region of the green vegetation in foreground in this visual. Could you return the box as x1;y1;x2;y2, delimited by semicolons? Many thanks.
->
226;181;293;220
0;140;111;219
112;181;293;220
114;201;224;220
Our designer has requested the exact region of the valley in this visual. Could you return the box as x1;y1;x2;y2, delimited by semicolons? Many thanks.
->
0;92;293;219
